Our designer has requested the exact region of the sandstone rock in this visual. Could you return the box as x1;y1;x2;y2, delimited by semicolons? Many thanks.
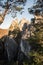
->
0;29;8;38
9;19;20;38
19;18;30;31
9;19;19;31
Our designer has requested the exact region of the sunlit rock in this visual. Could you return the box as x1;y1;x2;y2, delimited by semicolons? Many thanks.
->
0;29;8;38
9;19;20;38
19;18;30;31
9;19;19;31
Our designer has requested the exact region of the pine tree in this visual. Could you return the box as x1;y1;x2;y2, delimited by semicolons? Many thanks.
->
28;0;43;65
0;0;26;24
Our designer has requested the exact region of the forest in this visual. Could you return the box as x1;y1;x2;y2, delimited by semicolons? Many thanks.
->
0;0;43;65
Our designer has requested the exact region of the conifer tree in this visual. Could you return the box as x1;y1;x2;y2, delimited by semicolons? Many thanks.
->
0;0;26;24
28;0;43;65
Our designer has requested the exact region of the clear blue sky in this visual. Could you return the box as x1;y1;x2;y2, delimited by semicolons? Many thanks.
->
0;0;34;29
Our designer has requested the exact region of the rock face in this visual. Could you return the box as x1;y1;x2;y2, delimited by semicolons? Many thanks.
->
19;18;30;31
19;18;31;39
9;19;19;31
9;18;30;39
9;19;20;38
4;36;18;61
0;18;30;39
0;29;8;38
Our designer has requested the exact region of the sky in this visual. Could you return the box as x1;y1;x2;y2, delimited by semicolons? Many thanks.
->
0;0;34;29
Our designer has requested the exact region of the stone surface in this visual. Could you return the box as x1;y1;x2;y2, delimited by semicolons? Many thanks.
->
0;29;8;38
9;19;19;31
19;18;30;31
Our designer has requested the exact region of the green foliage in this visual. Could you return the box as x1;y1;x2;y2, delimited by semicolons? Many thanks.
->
28;22;43;65
28;0;43;16
14;6;24;12
9;26;20;38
